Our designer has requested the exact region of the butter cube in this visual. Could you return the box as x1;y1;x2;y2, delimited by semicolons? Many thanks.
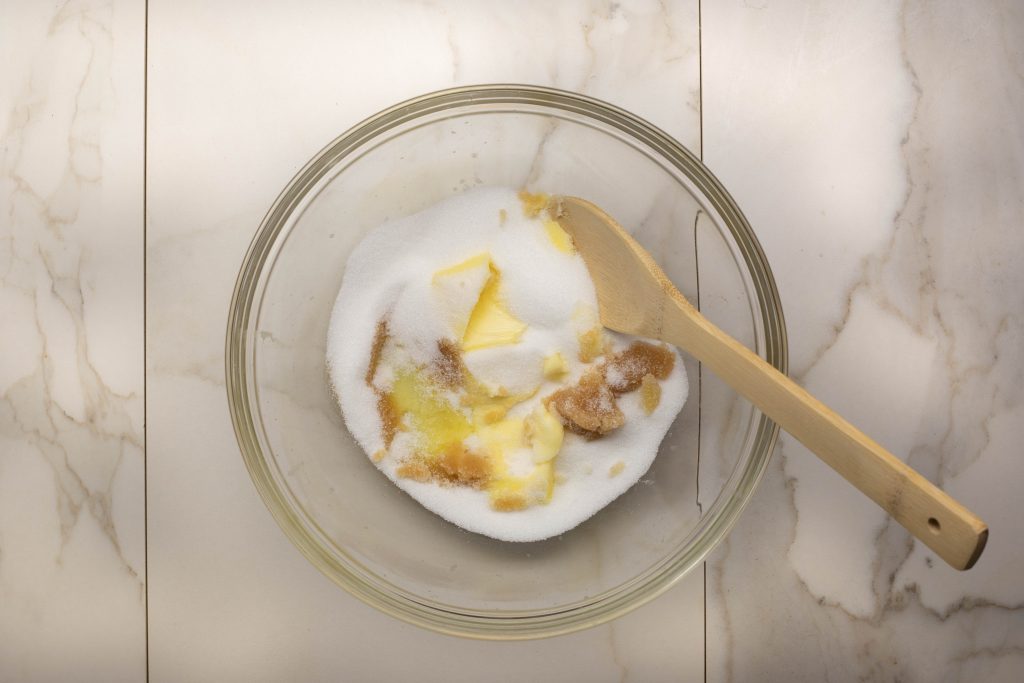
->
543;219;575;254
577;327;607;363
542;352;568;380
477;418;526;457
461;267;527;351
526;405;564;464
432;253;493;339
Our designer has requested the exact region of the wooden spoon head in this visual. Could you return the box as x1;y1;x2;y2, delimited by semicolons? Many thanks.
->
553;195;692;341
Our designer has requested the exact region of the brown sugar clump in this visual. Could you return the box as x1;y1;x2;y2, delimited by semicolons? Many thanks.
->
547;369;625;438
491;491;528;512
544;341;675;439
431;338;464;389
395;446;492;489
602;341;675;394
434;444;491;488
376;390;401;448
639;373;661;415
365;319;390;385
395;460;431;482
367;318;403;449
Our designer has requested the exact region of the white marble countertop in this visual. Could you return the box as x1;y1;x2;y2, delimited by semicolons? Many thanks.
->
2;1;1022;681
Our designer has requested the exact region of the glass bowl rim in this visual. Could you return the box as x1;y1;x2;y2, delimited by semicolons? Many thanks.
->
225;83;787;640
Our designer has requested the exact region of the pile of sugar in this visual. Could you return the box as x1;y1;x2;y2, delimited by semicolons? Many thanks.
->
326;187;688;542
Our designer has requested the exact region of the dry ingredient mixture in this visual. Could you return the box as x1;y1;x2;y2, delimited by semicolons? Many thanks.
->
327;187;688;541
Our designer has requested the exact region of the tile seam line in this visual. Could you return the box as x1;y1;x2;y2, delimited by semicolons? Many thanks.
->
143;0;150;680
696;1;707;682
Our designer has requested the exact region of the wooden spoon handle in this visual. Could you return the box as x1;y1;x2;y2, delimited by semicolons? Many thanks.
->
662;294;988;570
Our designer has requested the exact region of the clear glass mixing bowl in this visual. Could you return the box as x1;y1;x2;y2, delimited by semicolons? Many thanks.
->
226;85;786;639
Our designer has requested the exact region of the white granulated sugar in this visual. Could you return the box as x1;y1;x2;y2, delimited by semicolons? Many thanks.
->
461;344;544;396
604;364;625;389
327;187;688;542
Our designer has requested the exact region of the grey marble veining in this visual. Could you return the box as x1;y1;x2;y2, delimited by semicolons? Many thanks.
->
704;1;1024;680
0;1;145;681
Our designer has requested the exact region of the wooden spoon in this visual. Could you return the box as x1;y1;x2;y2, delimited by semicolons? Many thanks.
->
554;195;988;571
